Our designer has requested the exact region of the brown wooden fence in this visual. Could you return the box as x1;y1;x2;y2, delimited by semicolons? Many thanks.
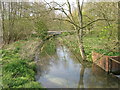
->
92;52;120;74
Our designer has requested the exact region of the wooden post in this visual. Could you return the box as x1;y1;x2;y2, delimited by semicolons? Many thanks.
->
108;57;112;73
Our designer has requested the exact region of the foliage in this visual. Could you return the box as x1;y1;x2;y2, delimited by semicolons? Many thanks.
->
1;2;59;44
3;18;34;44
41;39;56;56
60;30;120;62
35;20;48;40
94;49;120;56
17;81;43;88
2;48;42;88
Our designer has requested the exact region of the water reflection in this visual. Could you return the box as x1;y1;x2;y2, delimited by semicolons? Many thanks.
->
35;44;120;88
78;65;85;88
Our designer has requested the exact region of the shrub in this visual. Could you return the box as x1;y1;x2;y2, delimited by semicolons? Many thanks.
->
35;20;48;40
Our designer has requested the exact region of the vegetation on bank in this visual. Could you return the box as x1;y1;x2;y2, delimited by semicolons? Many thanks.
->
1;38;43;88
59;31;119;62
40;39;56;56
93;49;120;56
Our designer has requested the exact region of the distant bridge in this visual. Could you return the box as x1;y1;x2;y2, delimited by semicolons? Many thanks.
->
47;30;76;35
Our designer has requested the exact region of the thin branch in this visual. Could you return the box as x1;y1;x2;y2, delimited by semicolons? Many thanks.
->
66;0;75;24
81;0;84;12
83;15;93;21
44;0;75;27
67;0;72;14
53;18;80;28
76;0;83;27
82;19;114;29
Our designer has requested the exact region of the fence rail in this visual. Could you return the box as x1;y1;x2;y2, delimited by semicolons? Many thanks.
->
109;57;120;64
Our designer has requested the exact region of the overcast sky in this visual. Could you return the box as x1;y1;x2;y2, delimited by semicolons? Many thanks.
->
28;0;78;15
44;0;76;3
1;0;119;2
29;0;76;3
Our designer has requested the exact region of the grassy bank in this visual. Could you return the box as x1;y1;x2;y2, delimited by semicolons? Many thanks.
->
40;38;56;57
1;38;43;88
59;33;120;62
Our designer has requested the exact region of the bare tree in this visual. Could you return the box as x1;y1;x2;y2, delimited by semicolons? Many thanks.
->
44;0;112;60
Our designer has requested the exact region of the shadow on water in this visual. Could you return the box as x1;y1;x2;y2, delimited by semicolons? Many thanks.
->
78;65;85;88
35;39;120;88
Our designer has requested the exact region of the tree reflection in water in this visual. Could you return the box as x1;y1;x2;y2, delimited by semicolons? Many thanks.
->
78;65;85;88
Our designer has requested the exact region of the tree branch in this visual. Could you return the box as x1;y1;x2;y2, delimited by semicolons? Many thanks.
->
66;0;75;24
44;0;75;27
53;18;80;28
82;19;114;29
81;0;84;12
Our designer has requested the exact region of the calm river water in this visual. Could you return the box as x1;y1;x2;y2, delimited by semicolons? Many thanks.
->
35;44;120;88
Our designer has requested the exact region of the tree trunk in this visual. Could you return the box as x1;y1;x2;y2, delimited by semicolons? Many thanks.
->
1;2;4;45
76;0;86;60
8;2;15;44
77;29;86;60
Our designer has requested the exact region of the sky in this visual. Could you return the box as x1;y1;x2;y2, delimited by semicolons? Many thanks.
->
28;0;119;3
28;0;78;15
43;0;78;15
1;0;119;2
29;0;76;3
43;0;76;3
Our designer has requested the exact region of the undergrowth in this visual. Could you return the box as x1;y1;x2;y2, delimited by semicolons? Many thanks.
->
94;49;120;56
1;40;42;88
60;34;120;62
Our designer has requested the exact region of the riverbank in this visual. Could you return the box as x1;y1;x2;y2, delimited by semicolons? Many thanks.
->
1;38;43;88
58;33;120;62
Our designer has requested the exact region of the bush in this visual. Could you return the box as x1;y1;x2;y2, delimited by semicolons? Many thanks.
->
3;19;34;44
35;20;48;40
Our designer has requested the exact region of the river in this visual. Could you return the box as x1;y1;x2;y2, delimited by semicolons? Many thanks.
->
35;41;120;88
